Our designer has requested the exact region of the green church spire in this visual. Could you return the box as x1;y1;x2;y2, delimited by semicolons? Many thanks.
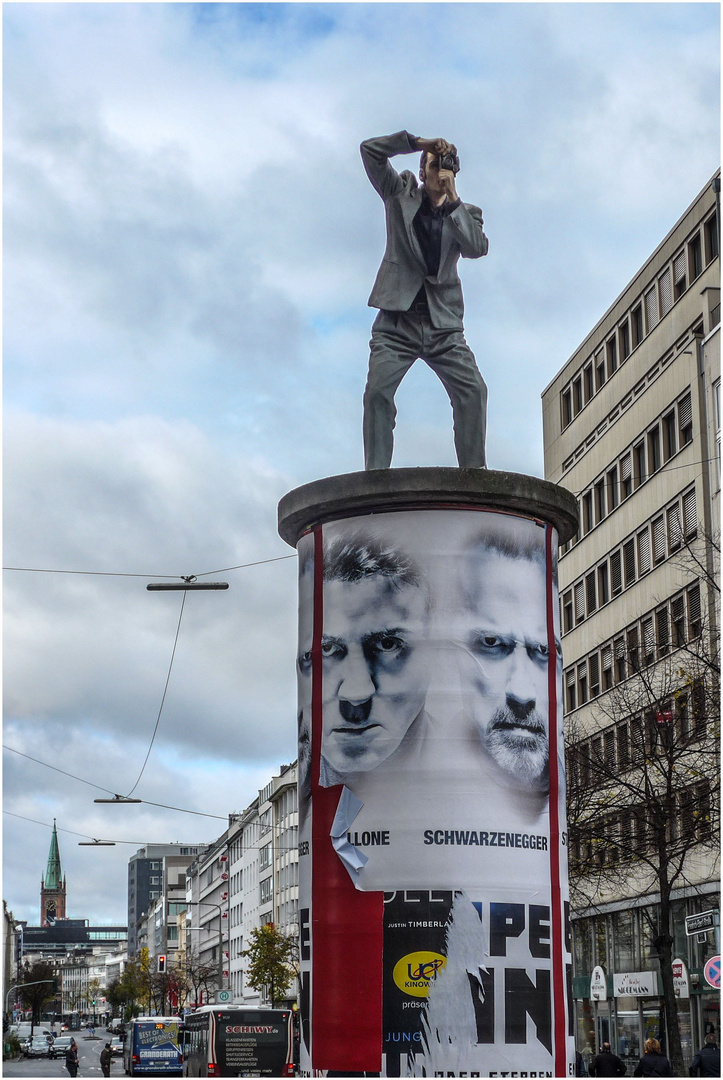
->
44;819;62;890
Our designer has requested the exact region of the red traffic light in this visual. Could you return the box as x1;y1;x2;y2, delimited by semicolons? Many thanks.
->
157;955;167;973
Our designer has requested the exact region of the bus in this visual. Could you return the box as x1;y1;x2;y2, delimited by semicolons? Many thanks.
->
183;1006;293;1077
124;1017;183;1075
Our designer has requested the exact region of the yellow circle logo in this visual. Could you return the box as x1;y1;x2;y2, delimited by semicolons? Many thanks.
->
392;951;447;997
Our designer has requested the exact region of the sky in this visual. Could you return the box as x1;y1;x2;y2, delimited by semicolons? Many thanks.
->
3;2;720;928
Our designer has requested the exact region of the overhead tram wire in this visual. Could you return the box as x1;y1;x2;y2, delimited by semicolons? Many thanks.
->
2;810;299;852
2;744;226;819
3;744;299;836
2;553;297;578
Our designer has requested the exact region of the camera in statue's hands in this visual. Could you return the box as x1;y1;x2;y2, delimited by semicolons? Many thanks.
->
438;148;460;174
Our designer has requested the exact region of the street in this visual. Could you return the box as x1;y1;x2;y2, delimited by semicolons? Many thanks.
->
4;1036;120;1078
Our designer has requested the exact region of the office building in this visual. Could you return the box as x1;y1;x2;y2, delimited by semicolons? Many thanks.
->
543;173;720;1070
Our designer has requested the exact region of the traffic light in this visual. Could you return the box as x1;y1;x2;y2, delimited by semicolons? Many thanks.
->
157;955;166;973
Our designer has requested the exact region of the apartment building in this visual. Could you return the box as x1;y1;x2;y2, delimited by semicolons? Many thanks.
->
184;762;299;1007
543;173;720;1071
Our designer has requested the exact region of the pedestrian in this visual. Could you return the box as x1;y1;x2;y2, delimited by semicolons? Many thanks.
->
100;1041;112;1077
689;1033;720;1076
65;1037;79;1077
589;1041;626;1077
633;1037;672;1077
576;1048;587;1076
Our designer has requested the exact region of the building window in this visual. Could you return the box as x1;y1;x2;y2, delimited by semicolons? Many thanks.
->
563;591;573;633
687;584;702;637
595;478;606;523
656;608;670;656
602;645;613;690
584;362;594;403
566;670;576;712
595;350;606;390
577;665;588;705
678;391;693;445
582;491;593;535
589;654;600;698
611;550;623;595
620;453;633;499
634;441;646;488
682;488;697;538
259;844;272;871
662;410;677;461
607;466;619;511
673;250;687;299
667;504;682;552
689;233;702;281
561;388;572;428
627;627;640;672
573;376;583;416
620;320;631;360
632;304;644;347
705;210;719;262
259;878;273;905
614;637;626;682
672;595;686;646
606;335;617;376
637;528;651;575
645;285;658;331
598;563;609;605
648;425;661;473
642;617;655;666
574;581;585;624
652;515;666;563
659;267;673;315
623;539;636;588
585;572;597;614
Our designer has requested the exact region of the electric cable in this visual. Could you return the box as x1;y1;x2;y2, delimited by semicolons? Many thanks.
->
125;591;186;797
2;554;297;578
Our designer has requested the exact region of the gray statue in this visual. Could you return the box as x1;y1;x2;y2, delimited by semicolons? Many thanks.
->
360;130;489;470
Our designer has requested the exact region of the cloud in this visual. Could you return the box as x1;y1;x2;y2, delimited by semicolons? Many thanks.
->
3;2;719;924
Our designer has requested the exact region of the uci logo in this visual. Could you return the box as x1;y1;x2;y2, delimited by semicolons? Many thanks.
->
392;951;447;998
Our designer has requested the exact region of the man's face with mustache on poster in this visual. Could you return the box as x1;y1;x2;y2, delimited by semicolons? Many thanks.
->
459;540;559;792
316;535;430;783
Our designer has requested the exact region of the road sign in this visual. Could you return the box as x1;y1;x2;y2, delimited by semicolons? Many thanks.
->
704;956;720;990
685;910;719;936
215;990;232;1004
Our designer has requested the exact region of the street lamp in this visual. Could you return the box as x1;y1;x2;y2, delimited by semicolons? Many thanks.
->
183;902;224;992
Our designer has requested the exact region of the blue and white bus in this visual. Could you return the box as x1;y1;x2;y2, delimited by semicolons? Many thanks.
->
124;1017;183;1075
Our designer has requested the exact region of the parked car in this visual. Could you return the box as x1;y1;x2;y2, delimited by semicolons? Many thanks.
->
110;1036;124;1056
26;1035;52;1058
49;1035;76;1059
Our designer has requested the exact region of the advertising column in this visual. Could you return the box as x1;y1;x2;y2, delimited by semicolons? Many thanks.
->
282;470;578;1077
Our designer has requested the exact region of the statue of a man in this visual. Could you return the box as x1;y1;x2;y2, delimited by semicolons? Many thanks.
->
360;131;489;470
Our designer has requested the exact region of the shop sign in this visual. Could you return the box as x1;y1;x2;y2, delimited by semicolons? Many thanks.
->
590;966;607;1001
613;970;658;997
672;958;689;998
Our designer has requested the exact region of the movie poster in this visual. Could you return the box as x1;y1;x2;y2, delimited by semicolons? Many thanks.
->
296;508;574;1077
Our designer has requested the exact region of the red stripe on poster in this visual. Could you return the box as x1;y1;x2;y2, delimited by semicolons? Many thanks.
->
546;524;568;1075
310;526;384;1072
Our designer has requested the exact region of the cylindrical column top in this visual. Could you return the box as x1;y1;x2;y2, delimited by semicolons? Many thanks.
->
278;467;578;547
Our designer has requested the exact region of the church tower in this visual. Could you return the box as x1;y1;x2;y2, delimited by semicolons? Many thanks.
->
40;820;66;925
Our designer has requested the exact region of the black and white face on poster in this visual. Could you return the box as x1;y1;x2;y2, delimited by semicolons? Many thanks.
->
296;509;573;1076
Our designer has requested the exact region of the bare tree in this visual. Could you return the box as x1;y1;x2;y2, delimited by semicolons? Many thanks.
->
182;946;218;1008
565;539;720;1076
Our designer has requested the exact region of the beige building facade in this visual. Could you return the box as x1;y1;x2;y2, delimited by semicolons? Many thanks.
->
543;174;720;1071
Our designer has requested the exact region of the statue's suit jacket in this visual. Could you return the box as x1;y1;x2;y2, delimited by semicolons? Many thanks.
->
361;130;488;330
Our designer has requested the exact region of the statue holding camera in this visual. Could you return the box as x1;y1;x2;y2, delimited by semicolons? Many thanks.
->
360;130;489;470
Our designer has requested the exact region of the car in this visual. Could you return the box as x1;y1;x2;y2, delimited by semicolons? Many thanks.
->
110;1036;124;1056
50;1035;76;1059
26;1034;52;1058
